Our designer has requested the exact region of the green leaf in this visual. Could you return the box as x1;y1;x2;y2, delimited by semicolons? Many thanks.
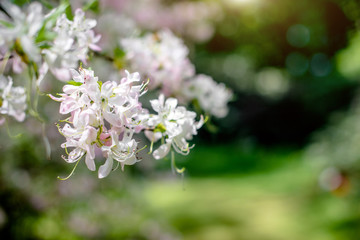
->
114;47;126;58
0;20;14;28
10;0;27;6
83;0;100;13
37;42;53;49
97;81;103;89
67;80;83;86
154;123;167;133
35;2;69;44
113;47;126;69
38;0;55;9
64;2;73;21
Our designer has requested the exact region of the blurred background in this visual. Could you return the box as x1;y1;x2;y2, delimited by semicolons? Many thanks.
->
2;0;360;239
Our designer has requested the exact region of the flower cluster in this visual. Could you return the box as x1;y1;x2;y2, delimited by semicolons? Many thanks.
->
0;1;233;179
0;75;27;124
50;67;205;178
0;2;99;82
121;30;194;96
0;2;44;71
121;30;232;118
145;94;204;160
183;75;233;118
42;8;101;81
50;67;148;178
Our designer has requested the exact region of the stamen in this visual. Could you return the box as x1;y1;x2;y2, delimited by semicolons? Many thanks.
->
55;123;65;137
171;151;186;175
136;144;147;154
112;161;120;172
63;144;69;155
57;158;81;181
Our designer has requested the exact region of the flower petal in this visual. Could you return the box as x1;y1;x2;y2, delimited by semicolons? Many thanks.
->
85;152;96;171
153;142;171;160
165;98;178;110
144;130;162;142
98;156;113;179
150;99;161;113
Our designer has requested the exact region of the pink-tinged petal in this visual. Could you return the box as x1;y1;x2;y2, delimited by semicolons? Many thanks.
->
89;43;101;52
13;112;25;122
79;126;97;145
153;142;171;160
84;83;100;100
63;85;79;94
85;150;96;171
98;156;113;179
65;147;85;163
51;67;71;81
134;125;144;133
70;69;83;82
103;111;122;127
59;97;79;114
61;123;77;136
74;8;85;19
48;94;63;102
93;34;101;43
99;131;110;140
12;56;25;74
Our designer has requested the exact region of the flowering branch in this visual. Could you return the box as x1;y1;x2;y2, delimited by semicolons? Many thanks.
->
0;1;233;179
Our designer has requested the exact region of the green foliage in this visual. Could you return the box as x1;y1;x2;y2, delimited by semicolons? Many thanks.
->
67;80;83;86
9;0;28;6
83;0;100;14
64;2;73;21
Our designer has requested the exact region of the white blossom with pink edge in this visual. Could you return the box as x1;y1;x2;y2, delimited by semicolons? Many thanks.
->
50;67;148;179
99;129;138;178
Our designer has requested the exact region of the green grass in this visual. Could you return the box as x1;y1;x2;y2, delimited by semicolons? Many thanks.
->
3;136;360;239
144;158;359;240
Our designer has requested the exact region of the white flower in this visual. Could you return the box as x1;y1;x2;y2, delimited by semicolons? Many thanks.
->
42;9;101;81
99;129;138;178
51;67;148;178
0;75;27;122
183;74;232;118
0;2;44;62
146;94;203;159
61;124;98;171
121;30;194;96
